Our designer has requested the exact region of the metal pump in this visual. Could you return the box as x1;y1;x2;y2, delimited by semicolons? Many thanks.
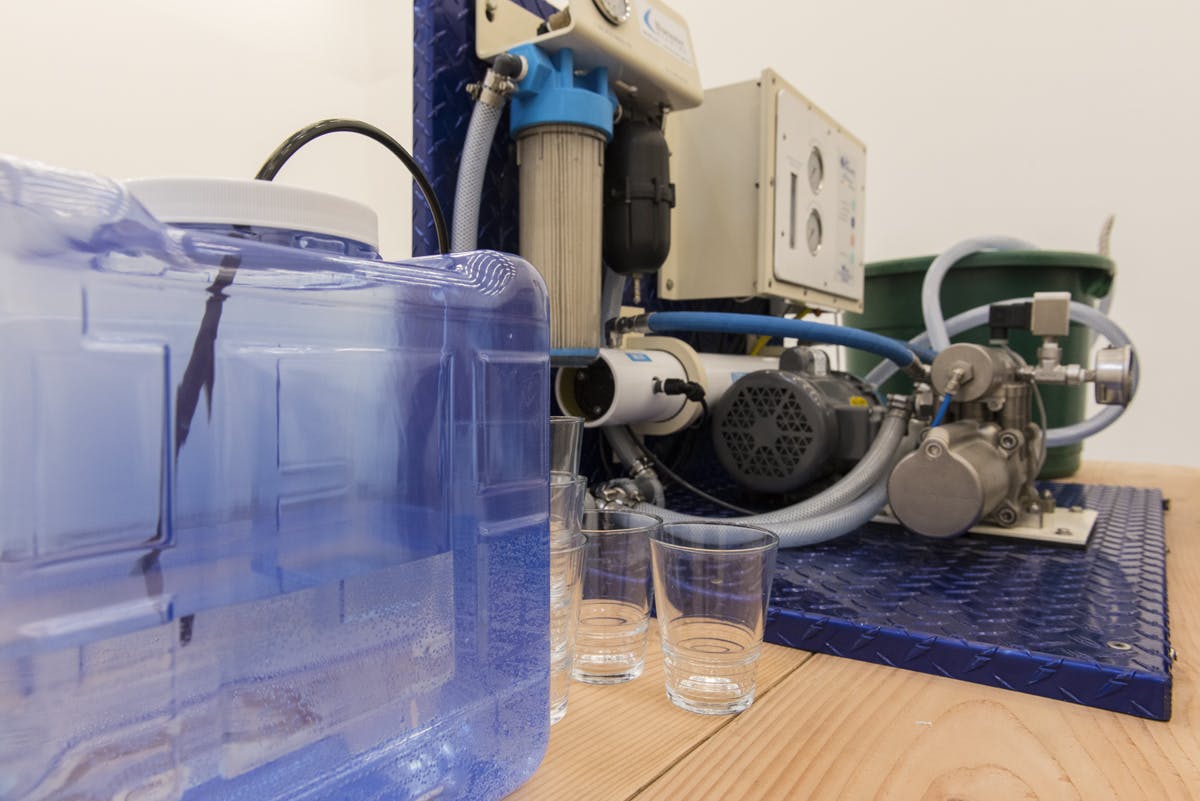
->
887;293;1135;540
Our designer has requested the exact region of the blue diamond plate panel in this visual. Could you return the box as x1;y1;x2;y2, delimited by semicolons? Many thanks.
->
412;0;554;256
766;483;1172;720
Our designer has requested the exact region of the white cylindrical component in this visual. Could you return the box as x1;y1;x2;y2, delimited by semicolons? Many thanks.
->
517;123;607;357
556;345;781;433
698;353;779;401
557;348;688;428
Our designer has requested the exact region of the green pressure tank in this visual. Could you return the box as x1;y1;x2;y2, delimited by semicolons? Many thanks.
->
844;251;1114;478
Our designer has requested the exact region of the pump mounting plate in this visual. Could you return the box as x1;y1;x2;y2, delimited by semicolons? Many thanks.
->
873;505;1099;547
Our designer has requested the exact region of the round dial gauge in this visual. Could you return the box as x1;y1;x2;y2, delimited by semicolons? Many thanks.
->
593;0;631;24
807;146;824;193
806;209;823;255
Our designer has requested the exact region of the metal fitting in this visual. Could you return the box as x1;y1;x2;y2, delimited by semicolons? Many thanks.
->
943;365;969;395
903;357;930;384
612;314;653;336
629;457;656;480
1094;345;1134;405
596;480;642;508
468;62;522;109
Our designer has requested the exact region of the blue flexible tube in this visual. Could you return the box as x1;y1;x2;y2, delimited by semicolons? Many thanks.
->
644;311;920;368
931;393;953;427
910;343;938;364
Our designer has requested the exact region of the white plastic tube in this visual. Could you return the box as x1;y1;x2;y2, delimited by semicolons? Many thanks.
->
921;236;1036;352
556;348;777;430
558;348;688;428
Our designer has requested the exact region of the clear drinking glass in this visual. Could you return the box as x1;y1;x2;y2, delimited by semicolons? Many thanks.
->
550;415;585;475
572;509;662;684
549;531;587;724
550;471;586;547
650;522;779;715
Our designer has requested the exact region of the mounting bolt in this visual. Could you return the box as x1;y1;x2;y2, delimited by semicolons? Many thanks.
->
1106;640;1133;651
1169;648;1179;661
1054;527;1072;537
665;278;675;291
996;505;1019;526
998;431;1020;450
924;441;945;458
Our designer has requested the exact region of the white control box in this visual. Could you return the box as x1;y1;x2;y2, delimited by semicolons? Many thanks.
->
660;69;866;312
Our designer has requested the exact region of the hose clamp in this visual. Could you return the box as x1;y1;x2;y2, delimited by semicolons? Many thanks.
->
886;394;914;418
468;68;519;109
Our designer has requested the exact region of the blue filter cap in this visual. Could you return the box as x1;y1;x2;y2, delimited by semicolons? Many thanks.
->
508;45;618;139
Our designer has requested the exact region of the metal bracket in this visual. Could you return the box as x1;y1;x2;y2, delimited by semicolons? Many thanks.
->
475;0;703;114
875;504;1098;547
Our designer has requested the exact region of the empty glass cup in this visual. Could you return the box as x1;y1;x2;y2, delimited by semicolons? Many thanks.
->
550;471;586;547
573;509;662;684
650;522;779;715
550;531;587;724
550;415;584;475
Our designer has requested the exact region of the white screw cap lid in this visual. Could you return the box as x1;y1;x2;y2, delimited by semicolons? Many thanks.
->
124;177;380;251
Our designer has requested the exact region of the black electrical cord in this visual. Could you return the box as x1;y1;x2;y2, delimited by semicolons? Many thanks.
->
656;378;709;429
632;429;758;516
255;118;450;254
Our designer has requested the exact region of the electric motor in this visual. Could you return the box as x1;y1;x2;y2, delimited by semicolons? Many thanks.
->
711;350;879;494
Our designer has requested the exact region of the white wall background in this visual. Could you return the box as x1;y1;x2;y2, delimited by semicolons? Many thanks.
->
3;1;1197;466
0;0;412;258
673;0;1200;468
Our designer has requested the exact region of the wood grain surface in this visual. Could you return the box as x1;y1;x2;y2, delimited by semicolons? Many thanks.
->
506;622;811;800
513;462;1200;801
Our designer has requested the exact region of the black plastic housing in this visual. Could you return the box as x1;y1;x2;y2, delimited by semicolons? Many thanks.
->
603;120;675;275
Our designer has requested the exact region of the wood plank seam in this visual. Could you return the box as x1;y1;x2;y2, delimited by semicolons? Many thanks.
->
623;650;819;801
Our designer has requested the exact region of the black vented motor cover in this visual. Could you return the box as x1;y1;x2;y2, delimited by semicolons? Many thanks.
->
712;369;878;494
603;120;675;275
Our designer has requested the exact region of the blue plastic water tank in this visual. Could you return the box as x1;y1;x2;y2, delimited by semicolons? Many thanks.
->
0;157;551;800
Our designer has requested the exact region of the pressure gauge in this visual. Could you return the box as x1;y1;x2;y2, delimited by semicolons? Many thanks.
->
593;0;631;25
807;146;824;193
806;209;823;255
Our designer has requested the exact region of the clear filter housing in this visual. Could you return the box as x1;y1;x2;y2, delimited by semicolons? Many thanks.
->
0;157;551;801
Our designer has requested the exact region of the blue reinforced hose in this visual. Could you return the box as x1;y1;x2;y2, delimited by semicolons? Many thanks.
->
642;311;922;369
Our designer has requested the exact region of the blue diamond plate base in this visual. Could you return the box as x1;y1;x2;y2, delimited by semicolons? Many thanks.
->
766;482;1172;720
413;0;554;257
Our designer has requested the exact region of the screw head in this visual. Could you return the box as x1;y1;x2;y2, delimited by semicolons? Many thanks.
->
924;441;944;458
1055;527;1072;537
665;278;675;290
998;432;1020;450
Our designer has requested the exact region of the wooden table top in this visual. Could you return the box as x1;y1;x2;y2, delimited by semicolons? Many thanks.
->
508;462;1200;801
